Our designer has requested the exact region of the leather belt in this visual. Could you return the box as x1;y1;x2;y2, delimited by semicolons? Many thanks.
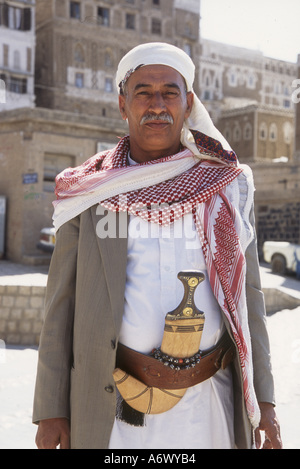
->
116;330;235;390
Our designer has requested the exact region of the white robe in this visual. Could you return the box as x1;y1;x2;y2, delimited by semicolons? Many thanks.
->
109;212;235;449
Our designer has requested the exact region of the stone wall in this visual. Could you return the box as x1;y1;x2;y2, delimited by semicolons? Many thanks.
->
257;202;300;250
263;287;300;315
252;161;300;256
0;284;45;345
0;107;127;263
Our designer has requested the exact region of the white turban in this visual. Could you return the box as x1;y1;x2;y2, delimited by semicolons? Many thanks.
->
116;42;232;156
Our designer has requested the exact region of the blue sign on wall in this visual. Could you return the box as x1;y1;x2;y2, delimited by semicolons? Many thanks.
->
23;173;38;184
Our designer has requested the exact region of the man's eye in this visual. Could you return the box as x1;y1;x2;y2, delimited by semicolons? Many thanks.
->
165;91;178;96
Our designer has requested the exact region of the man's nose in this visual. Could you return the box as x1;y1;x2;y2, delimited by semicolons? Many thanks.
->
149;92;167;112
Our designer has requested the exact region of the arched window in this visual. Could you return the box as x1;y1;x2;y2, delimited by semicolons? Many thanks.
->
259;122;268;140
243;122;252;141
104;50;114;68
74;44;85;63
269;123;277;141
227;68;237;87
224;127;231;142
247;73;257;89
233;124;241;142
283;121;293;144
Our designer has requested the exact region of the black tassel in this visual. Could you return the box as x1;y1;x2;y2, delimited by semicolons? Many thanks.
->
116;394;145;427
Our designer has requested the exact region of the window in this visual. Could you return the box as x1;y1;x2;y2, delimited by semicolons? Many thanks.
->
3;44;9;67
75;73;84;88
283;122;293;144
104;51;113;68
74;44;84;63
227;68;238;87
126;13;135;30
224;128;231;142
13;51;21;70
243;123;252;141
269;123;277;142
0;4;31;31
44;154;75;193
0;75;27;94
153;0;160;5
105;78;113;93
230;73;237;87
259;123;267;140
247;73;256;90
233;125;241;142
8;76;27;94
98;7;110;26
70;1;80;20
151;18;161;35
26;47;32;73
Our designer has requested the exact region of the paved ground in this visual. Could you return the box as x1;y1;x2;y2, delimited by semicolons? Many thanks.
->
0;260;299;449
0;261;49;287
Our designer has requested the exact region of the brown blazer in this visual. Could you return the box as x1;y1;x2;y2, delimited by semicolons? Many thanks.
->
33;205;275;449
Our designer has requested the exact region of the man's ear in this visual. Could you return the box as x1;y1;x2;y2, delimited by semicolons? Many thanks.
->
185;92;194;118
119;95;127;120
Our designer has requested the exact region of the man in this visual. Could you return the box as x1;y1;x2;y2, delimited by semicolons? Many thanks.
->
33;43;282;449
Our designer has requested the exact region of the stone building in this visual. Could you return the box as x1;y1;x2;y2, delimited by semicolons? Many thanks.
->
199;38;300;253
0;107;127;262
199;39;297;119
0;0;36;111
0;0;201;263
34;0;201;119
199;38;297;162
217;104;294;163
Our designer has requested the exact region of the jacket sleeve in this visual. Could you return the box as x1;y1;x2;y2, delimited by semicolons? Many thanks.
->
245;206;276;405
32;216;80;424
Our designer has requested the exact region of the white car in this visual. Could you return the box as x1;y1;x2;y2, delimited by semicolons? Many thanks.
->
263;241;300;275
37;227;56;253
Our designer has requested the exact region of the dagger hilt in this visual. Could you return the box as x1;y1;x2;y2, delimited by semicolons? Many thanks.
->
160;271;205;358
166;271;205;320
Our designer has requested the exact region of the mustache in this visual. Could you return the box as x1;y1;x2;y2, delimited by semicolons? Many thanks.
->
140;112;174;125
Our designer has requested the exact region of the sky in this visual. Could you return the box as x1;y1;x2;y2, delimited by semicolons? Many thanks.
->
200;0;300;63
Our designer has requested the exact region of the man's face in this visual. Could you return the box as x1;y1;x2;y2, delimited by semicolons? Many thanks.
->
119;65;194;162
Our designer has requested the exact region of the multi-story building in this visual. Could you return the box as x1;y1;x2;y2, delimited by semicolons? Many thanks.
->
0;0;36;111
199;38;297;163
35;0;201;119
217;104;294;163
0;0;201;263
295;54;300;160
200;39;297;114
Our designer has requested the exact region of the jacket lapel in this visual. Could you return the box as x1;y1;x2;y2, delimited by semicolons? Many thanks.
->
90;205;129;334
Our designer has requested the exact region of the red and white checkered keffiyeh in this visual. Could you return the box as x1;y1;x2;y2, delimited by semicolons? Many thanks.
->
53;132;260;428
